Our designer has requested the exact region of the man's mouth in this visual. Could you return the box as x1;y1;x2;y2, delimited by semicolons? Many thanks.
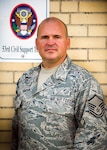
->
45;47;57;51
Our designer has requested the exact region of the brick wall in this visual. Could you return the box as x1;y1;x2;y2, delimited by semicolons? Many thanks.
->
0;0;107;149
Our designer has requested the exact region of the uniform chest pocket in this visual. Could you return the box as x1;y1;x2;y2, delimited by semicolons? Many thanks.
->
44;96;74;116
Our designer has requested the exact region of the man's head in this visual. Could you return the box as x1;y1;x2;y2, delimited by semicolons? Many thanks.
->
36;17;70;68
37;17;68;38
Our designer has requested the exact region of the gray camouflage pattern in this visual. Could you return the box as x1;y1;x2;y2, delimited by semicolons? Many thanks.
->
11;56;107;150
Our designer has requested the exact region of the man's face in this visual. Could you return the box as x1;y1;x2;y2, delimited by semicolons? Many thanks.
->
36;21;70;67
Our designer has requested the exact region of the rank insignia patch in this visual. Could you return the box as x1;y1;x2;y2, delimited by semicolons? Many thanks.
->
10;3;38;39
88;95;105;118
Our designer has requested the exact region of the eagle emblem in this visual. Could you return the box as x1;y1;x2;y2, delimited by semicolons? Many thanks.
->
10;4;37;39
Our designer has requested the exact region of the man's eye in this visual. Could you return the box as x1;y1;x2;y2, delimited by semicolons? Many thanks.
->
55;35;61;39
41;36;49;39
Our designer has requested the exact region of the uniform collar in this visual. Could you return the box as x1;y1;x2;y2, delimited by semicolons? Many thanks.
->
53;55;72;81
32;55;72;95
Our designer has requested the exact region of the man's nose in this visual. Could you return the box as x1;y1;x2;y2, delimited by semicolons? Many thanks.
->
47;37;55;45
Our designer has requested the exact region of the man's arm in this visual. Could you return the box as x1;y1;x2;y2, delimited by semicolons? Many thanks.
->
74;78;107;150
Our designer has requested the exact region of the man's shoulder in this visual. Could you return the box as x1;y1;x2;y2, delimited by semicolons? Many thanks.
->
66;56;91;75
18;65;40;83
68;60;92;80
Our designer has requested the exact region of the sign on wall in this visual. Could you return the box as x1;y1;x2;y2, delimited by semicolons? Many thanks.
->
0;0;49;62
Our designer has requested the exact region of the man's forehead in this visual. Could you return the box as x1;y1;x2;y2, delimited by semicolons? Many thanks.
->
40;33;62;37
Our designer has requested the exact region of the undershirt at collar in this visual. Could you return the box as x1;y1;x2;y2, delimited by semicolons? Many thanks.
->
37;65;59;90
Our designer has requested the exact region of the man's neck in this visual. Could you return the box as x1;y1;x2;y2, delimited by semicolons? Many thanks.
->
42;55;67;68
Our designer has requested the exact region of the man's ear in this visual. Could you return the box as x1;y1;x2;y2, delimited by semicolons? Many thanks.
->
35;38;38;49
67;38;70;50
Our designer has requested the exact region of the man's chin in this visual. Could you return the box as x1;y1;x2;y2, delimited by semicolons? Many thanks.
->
44;54;58;60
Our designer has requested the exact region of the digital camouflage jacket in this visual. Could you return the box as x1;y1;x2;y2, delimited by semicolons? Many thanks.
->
11;56;107;150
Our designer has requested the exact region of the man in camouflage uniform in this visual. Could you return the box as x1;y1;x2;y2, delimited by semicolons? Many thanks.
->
11;17;107;150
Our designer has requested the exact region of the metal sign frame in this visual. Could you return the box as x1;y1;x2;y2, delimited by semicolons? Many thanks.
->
0;0;49;62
